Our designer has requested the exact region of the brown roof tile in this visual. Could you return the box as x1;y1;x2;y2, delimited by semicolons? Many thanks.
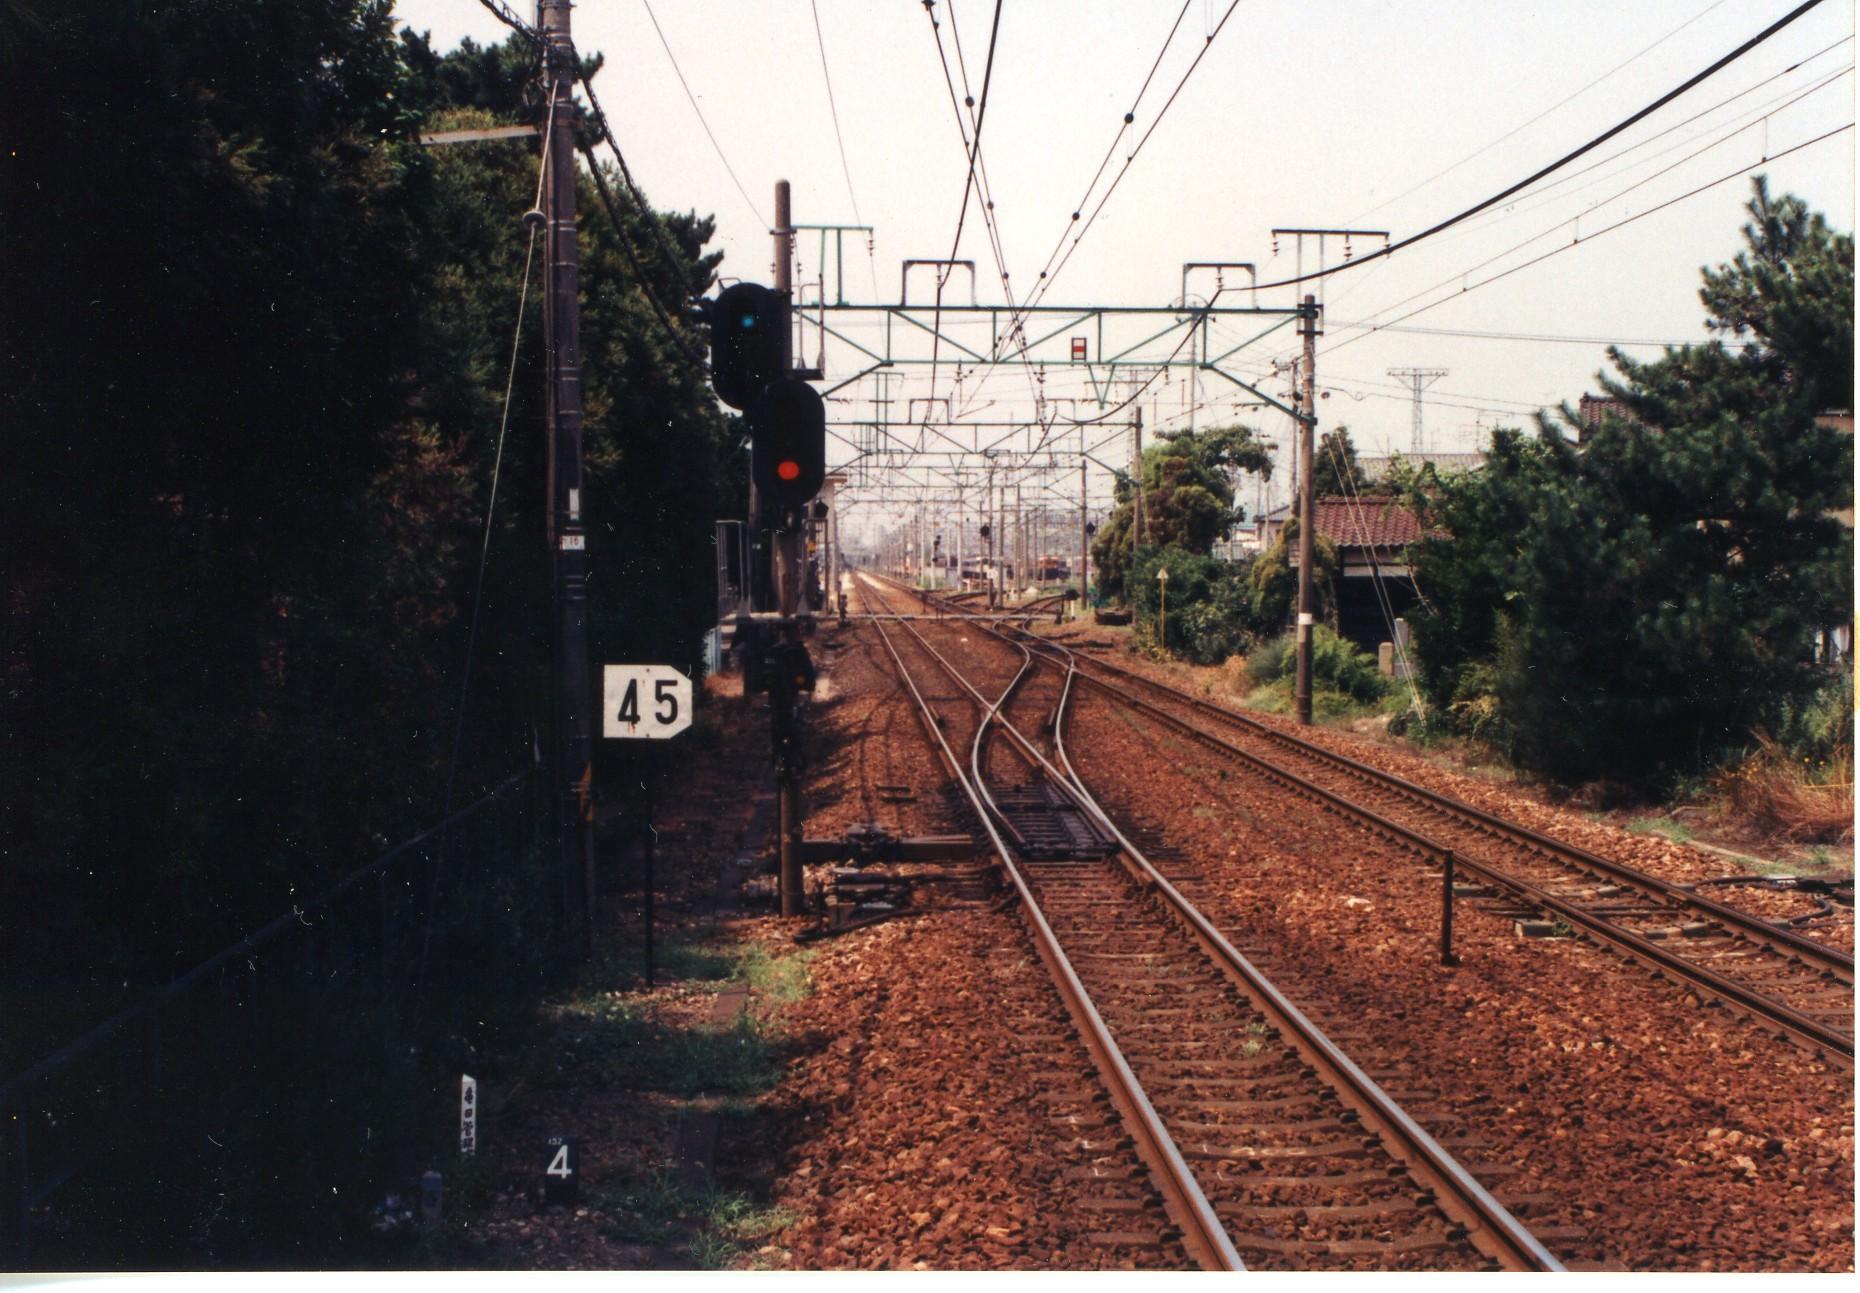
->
1310;496;1426;547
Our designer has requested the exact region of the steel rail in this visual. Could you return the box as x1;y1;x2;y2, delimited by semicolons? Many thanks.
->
877;575;1561;1272
854;576;1244;1272
971;619;1855;1066
1038;635;1564;1274
1046;640;1852;984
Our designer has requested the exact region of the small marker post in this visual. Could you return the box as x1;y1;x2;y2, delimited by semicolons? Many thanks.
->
544;1134;580;1206
643;771;657;988
459;1075;478;1156
1441;850;1460;967
420;1172;444;1230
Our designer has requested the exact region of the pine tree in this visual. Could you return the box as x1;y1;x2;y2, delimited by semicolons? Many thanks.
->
1404;179;1852;788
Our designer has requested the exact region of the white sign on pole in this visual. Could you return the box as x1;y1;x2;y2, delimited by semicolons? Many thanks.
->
459;1075;478;1155
602;664;694;740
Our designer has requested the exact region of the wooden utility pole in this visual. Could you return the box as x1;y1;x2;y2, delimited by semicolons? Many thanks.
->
540;0;593;941
1293;294;1320;727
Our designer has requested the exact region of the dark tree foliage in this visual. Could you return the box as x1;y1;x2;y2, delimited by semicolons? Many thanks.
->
1;8;741;995
1248;515;1340;633
3;0;433;984
1313;425;1372;496
1403;181;1853;788
1127;547;1259;664
1090;423;1271;599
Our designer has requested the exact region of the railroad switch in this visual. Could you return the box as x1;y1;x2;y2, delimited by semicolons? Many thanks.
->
793;823;994;938
798;822;974;866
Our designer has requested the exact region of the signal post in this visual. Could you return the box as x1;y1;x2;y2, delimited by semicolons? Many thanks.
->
704;182;825;918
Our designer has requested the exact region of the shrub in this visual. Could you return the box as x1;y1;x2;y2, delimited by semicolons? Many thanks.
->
1129;548;1260;664
1245;627;1388;705
1718;732;1854;843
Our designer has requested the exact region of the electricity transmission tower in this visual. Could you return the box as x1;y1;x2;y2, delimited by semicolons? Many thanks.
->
1388;367;1448;454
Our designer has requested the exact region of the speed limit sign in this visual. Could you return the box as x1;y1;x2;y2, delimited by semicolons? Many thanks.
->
602;665;693;740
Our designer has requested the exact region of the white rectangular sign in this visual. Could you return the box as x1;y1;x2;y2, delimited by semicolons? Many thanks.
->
603;664;694;740
459;1074;477;1156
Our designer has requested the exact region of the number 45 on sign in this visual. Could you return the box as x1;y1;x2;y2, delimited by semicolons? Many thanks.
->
603;664;693;740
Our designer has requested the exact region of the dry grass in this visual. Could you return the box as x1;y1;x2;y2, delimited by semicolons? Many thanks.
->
1717;735;1855;844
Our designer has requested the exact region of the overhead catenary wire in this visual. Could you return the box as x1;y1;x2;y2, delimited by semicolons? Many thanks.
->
936;0;1063;435
1008;0;1194;327
1015;0;1246;329
921;0;1005;421
808;0;882;302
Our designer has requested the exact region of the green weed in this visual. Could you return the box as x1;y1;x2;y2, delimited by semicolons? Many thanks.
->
1627;815;1695;844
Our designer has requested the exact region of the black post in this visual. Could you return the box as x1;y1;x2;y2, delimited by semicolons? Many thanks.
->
541;0;593;948
772;179;806;919
643;772;656;987
1441;850;1460;967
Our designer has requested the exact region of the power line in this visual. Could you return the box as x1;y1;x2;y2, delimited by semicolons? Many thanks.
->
1309;65;1850;363
1350;0;1732;223
579;140;712;375
464;3;710;372
1323;71;1851;357
1322;121;1854;358
1446;41;1853;241
1335;322;1761;347
638;0;771;229
1243;0;1832;296
1311;37;1850;334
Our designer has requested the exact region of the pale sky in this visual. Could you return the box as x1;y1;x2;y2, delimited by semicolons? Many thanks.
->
395;1;1856;545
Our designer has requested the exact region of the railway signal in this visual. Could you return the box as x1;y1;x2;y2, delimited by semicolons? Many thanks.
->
748;377;826;517
704;281;784;410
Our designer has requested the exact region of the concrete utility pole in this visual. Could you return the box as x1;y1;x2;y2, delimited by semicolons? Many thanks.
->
986;462;997;607
1015;482;1024;595
1079;455;1090;617
955;476;965;587
1293;294;1321;727
772;179;806;918
1132;407;1146;550
1389;366;1449;455
540;0;593;941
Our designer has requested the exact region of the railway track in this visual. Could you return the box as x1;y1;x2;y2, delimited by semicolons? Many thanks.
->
855;574;1562;1272
893;578;1853;1068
